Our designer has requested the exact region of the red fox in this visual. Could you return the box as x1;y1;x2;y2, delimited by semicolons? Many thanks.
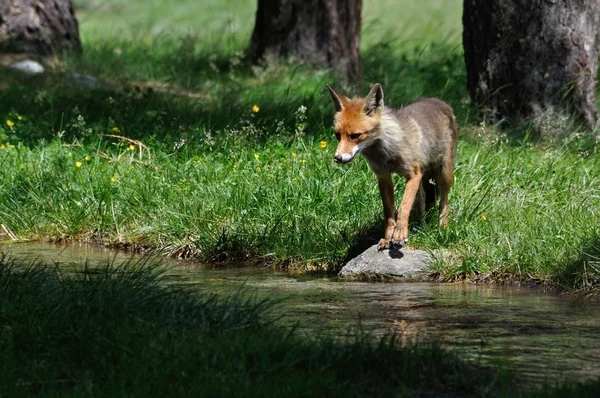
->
327;83;457;250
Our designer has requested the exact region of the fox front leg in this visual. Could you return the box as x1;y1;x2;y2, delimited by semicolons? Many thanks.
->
377;174;396;251
392;171;423;248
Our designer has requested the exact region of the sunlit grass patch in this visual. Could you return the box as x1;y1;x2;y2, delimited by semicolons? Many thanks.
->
422;138;600;287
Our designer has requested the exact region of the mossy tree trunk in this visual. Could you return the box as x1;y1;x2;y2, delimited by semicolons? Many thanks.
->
0;0;81;56
463;0;600;132
248;0;362;83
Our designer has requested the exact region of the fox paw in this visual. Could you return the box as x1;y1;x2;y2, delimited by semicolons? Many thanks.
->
377;239;390;251
390;237;408;249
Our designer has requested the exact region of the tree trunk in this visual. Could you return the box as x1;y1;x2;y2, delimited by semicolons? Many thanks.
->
463;0;600;132
248;0;362;83
0;0;81;56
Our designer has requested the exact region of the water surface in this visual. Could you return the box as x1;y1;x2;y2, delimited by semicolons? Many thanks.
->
4;242;600;384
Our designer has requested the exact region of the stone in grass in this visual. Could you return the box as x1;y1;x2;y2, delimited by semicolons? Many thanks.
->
10;60;45;75
64;73;98;89
339;244;434;281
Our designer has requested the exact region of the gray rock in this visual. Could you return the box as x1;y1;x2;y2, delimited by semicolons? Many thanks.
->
10;60;45;75
64;73;98;89
339;244;434;281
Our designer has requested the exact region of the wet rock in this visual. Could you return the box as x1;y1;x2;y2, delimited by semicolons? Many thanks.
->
10;60;45;75
339;244;434;281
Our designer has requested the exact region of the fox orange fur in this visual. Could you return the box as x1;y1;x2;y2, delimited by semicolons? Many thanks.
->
327;83;457;250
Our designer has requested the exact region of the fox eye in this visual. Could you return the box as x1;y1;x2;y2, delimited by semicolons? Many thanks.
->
335;132;341;141
349;133;361;140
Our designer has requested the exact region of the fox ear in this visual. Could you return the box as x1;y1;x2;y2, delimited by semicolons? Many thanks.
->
363;83;384;115
326;84;349;112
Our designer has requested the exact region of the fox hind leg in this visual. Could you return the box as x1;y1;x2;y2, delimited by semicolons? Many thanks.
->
423;172;437;213
437;159;454;228
412;170;437;222
411;182;426;222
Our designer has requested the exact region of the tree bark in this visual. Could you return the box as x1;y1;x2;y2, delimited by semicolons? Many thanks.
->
248;0;362;83
0;0;81;56
463;0;600;132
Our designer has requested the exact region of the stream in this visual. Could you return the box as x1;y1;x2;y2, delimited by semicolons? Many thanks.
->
3;242;600;385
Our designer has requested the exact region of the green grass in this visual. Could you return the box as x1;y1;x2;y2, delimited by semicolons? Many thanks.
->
3;255;600;397
0;0;599;290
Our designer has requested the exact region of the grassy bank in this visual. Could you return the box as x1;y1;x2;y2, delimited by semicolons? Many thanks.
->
0;119;598;286
0;0;599;289
2;255;600;397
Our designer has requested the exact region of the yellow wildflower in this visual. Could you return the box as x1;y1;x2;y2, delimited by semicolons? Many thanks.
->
252;105;260;113
300;159;306;164
254;154;260;160
292;152;297;158
75;162;82;168
112;126;120;133
129;144;135;151
6;120;14;127
481;214;487;221
527;162;533;168
320;141;327;148
17;115;22;121
0;144;5;150
110;176;117;183
233;164;239;169
85;156;91;161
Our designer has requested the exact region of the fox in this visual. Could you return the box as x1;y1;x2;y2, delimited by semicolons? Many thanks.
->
326;83;457;251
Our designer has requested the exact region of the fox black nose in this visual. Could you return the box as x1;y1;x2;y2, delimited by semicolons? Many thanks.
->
334;155;343;164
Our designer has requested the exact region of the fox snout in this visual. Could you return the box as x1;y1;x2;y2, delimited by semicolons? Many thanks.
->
333;144;360;165
333;154;350;164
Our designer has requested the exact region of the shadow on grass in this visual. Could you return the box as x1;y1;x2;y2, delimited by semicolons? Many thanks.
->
4;35;596;153
341;220;383;265
557;235;600;292
0;37;471;147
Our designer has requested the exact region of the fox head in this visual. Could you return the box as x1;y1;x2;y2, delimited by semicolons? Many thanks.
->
327;83;384;164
